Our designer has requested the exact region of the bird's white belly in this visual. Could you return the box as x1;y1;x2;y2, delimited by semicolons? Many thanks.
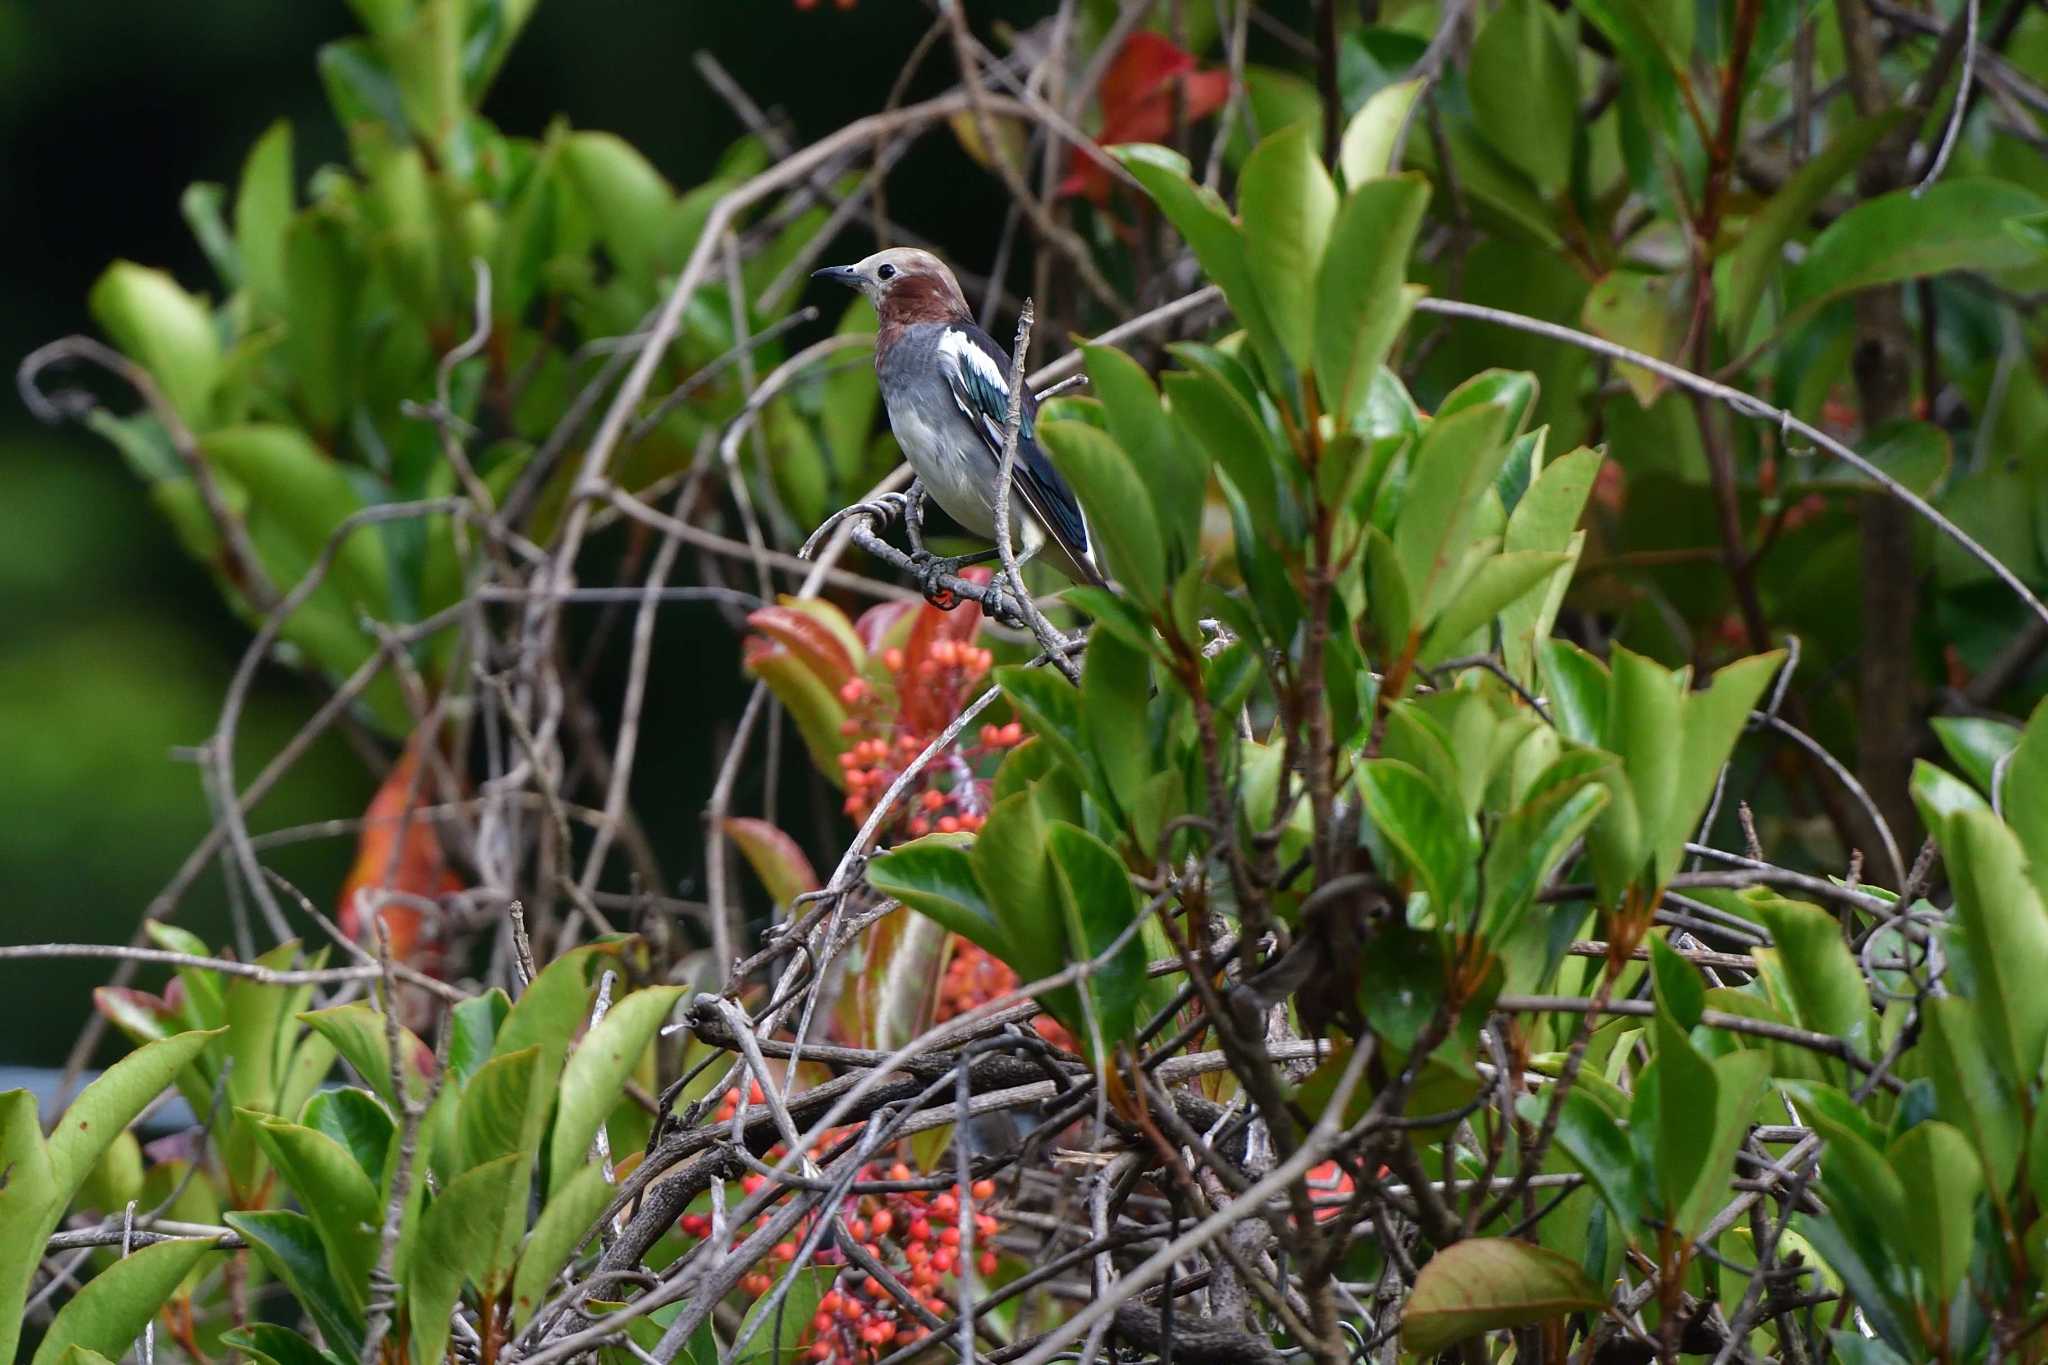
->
887;397;1039;553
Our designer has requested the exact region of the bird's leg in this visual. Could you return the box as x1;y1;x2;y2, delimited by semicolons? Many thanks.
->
914;547;1001;611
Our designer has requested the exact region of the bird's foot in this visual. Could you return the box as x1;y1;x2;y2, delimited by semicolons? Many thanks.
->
907;548;999;612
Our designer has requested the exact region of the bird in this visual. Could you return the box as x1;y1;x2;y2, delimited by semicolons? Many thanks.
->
811;248;1103;595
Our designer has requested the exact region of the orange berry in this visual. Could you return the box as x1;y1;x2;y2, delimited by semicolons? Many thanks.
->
971;1179;995;1200
978;1250;999;1277
774;1242;796;1261
847;1217;869;1243
937;816;960;834
921;789;946;811
871;1209;894;1238
889;1163;911;1182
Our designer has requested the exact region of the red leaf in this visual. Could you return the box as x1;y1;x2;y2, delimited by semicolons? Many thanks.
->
744;605;858;691
1060;33;1232;202
854;599;919;657
338;743;464;970
724;818;822;908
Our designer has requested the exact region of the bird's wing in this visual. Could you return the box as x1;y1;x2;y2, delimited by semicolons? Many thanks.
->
935;325;1096;573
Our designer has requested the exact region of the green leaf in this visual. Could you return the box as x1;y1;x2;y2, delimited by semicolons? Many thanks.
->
235;120;295;314
299;1004;432;1108
1751;895;1871;1059
1113;144;1286;380
1650;935;1706;1032
1930;716;2020;798
562;131;676;286
970;792;1064;987
1356;759;1475;915
1401;1237;1605;1354
30;1237;220;1365
1339;78;1425;186
1717;113;1904;343
249;1117;381;1308
733;1266;837;1365
0;1091;60;1364
302;1088;395;1188
1942;809;2048;1083
49;1028;223;1206
868;834;1011;962
995;664;1090;783
1164;369;1284;542
1045;822;1148;1056
819;301;880;481
1922;997;2020;1200
1664;650;1782;886
1080;629;1152;829
458;1045;546;1174
88;262;221;426
1469;0;1577;190
1890;1120;1983;1309
227;1210;365;1355
2011;699;2048;902
1393;402;1512;622
386;0;462;143
1582;270;1685;406
1784;178;2048;326
203;424;389;614
447;989;511;1088
1082;346;1205;564
220;1325;344;1365
1314;175;1430;425
1037;418;1166;603
1501;448;1600;682
1528;1089;1643;1236
1482;767;1609;941
1238;120;1339;374
411;1153;527;1365
512;1160;617;1328
1911;757;1993;828
549;986;684;1197
496;943;606;1075
282;208;364;430
1417;550;1570;665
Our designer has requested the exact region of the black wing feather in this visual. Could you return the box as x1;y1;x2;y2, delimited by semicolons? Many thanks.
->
941;324;1094;566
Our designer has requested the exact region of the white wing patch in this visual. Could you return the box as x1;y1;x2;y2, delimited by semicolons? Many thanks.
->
937;330;1012;444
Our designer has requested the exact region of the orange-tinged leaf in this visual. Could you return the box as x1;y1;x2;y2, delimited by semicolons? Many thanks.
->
900;570;990;735
724;818;821;908
1060;33;1232;202
337;743;464;969
744;604;858;691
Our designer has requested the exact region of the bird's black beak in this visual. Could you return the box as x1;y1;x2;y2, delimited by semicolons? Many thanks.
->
811;265;863;289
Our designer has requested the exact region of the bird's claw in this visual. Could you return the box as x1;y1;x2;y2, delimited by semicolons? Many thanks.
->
909;550;966;611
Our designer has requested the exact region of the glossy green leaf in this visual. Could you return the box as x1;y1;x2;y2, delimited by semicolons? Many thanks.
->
30;1236;220;1365
249;1117;381;1307
1751;895;1870;1059
301;1087;394;1188
550;986;684;1197
228;1210;365;1355
88;262;220;426
1079;629;1152;829
1045;821;1147;1056
995;664;1090;782
219;1325;343;1365
298;1004;432;1107
970;792;1065;988
0;1091;60;1364
447;989;511;1088
1393;402;1512;621
1528;1089;1642;1235
458;1044;546;1174
1038;418;1166;603
1911;757;1993;827
1717;113;1904;343
1164;369;1283;541
1339;77;1424;185
1890;1120;1983;1309
412;1153;527;1365
1922;997;2020;1199
1082;345;1204;563
1401;1237;1605;1354
1237;120;1338;374
235;119;294;313
562;131;676;285
1650;935;1706;1032
1315;175;1430;425
868;833;1011;962
2004;698;2048;899
1930;716;2020;799
1784;178;2048;325
49;1028;222;1206
1469;0;1577;190
203;424;389;613
1582;270;1684;406
495;943;606;1075
1114;144;1286;379
512;1160;618;1328
1663;650;1782;886
1356;758;1475;915
281;208;363;429
1942;809;2048;1083
1417;550;1570;664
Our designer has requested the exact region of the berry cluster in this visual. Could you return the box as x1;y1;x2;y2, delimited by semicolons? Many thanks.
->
834;636;1021;832
674;1155;1005;1365
936;938;1076;1052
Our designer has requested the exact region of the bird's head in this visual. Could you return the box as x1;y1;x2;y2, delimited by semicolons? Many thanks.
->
812;247;970;325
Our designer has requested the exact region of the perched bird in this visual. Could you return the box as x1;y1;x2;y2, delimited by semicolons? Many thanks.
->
812;248;1103;590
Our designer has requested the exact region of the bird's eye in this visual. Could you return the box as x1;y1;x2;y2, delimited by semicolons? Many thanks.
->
876;263;897;281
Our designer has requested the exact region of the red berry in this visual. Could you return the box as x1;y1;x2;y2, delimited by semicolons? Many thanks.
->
978;1250;999;1277
910;1217;932;1242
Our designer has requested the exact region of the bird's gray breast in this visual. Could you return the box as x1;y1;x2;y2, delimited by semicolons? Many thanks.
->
877;324;1005;541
